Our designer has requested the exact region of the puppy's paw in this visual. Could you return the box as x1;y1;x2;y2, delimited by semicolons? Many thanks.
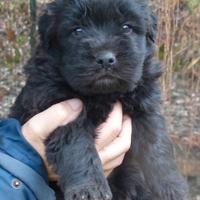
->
64;183;112;200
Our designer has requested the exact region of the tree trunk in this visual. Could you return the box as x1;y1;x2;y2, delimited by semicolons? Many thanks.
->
30;0;37;55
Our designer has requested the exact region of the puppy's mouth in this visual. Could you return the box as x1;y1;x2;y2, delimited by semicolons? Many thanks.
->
89;73;124;94
93;72;118;84
95;74;116;82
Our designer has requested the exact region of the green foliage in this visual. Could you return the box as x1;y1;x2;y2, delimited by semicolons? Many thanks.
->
0;0;30;69
17;34;29;46
187;0;199;10
174;59;184;72
5;46;21;67
158;44;165;61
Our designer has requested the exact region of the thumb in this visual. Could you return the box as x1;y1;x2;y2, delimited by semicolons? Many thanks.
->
22;99;83;140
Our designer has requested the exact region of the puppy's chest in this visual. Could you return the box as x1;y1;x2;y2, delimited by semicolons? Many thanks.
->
84;96;135;126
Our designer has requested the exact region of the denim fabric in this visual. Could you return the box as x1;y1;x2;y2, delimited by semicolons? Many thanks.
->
0;119;56;200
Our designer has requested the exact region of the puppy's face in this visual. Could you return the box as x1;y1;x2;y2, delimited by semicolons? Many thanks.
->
39;0;157;95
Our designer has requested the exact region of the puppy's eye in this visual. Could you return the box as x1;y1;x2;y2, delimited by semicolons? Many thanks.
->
122;24;133;34
73;27;84;36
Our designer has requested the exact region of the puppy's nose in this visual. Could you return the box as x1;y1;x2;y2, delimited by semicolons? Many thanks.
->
96;51;116;67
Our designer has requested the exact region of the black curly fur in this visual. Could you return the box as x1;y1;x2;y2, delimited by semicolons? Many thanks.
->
10;0;187;199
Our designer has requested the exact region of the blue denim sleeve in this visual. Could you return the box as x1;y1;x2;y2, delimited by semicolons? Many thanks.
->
0;119;56;200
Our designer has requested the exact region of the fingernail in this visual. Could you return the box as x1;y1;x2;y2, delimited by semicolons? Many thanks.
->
68;99;83;111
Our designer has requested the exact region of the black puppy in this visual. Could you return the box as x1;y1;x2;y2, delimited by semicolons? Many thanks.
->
10;0;187;199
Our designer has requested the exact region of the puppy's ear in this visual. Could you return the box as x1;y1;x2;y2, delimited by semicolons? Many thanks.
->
146;12;157;44
38;1;59;50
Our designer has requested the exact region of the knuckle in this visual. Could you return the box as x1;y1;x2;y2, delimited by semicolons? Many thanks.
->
118;158;124;166
55;103;69;121
116;157;124;167
24;120;37;135
124;141;131;152
111;125;122;136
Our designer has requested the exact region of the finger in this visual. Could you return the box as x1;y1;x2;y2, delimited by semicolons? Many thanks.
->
103;154;125;171
99;115;132;165
104;170;113;177
22;99;82;141
95;102;123;151
47;165;59;181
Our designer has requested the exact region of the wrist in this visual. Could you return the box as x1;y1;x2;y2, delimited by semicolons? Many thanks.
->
22;125;45;160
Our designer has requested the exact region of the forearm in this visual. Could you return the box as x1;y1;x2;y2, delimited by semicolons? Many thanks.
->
0;119;55;200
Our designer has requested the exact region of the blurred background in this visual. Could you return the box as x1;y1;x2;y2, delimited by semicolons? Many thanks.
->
0;0;199;199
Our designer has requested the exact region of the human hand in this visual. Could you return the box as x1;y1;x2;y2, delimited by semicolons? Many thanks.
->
95;102;132;177
21;99;83;180
21;100;132;180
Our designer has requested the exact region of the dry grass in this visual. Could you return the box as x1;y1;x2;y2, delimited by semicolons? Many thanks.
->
152;0;200;98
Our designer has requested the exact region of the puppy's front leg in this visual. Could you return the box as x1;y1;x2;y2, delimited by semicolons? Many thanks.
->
45;117;112;200
132;112;188;200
